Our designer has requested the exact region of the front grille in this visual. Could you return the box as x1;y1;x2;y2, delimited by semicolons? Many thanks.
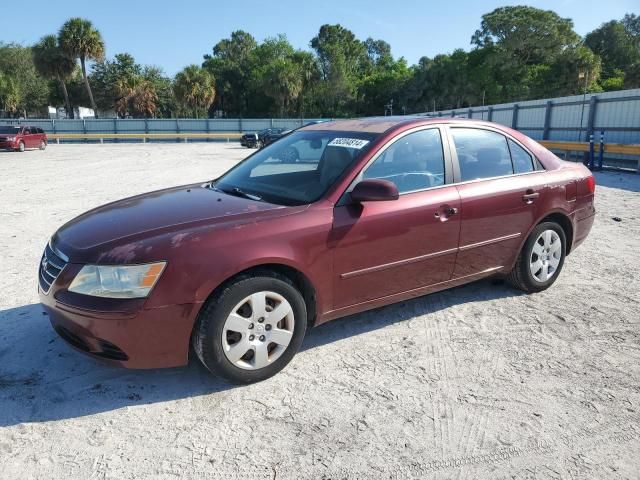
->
39;243;68;293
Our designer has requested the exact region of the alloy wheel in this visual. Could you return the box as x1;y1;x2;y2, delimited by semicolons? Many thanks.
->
221;291;295;370
529;229;562;282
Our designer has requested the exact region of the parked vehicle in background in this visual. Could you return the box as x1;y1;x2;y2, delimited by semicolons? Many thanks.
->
240;131;261;148
0;126;47;152
261;128;291;147
40;117;595;384
241;128;289;148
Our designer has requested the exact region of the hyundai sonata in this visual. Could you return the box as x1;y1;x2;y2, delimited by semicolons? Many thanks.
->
39;118;595;383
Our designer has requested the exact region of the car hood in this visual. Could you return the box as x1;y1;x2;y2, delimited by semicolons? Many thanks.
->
53;183;297;259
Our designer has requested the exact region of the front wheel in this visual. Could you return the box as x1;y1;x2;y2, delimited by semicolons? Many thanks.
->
507;222;566;293
17;141;25;152
192;273;307;383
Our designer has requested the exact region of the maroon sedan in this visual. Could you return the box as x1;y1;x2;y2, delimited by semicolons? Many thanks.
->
40;118;595;383
0;125;47;151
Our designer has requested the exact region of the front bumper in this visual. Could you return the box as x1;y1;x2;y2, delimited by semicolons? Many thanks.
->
39;265;201;369
0;140;18;150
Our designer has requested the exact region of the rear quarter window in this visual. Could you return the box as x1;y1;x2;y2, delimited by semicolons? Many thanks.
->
508;139;535;173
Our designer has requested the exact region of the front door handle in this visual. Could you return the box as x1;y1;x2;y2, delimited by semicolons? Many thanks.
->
434;205;458;221
522;189;539;204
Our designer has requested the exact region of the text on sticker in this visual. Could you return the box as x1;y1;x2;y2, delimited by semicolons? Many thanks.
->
328;138;370;149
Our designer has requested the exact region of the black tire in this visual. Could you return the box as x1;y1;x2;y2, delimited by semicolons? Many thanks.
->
507;221;566;293
39;140;46;150
18;141;25;152
192;272;307;383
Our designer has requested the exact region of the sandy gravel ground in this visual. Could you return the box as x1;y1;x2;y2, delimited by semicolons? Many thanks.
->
0;143;639;479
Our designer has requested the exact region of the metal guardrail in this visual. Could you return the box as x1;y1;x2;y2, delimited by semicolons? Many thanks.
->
540;141;640;155
48;132;243;143
540;140;640;172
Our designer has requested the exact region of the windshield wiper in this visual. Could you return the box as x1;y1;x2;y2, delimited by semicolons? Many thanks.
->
217;185;263;202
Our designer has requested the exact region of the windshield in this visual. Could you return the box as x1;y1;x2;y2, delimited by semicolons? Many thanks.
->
0;126;20;134
215;130;378;206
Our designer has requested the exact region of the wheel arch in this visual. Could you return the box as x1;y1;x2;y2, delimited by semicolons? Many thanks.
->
196;262;318;330
537;211;574;255
506;209;575;273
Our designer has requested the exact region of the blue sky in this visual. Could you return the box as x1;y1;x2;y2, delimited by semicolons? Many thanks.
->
2;0;637;76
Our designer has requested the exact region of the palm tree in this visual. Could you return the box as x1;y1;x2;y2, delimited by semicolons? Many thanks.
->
0;73;21;115
58;18;105;117
115;77;158;118
263;58;304;117
33;35;76;119
173;65;215;118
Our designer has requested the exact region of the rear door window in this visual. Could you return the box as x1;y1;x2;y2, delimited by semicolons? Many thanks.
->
450;128;514;181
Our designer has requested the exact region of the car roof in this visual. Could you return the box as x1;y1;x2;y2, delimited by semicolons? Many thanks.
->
299;116;504;134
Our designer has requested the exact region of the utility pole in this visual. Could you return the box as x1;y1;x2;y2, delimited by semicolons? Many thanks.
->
577;69;589;142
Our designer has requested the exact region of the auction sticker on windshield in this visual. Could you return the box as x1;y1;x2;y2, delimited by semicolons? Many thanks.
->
328;138;370;149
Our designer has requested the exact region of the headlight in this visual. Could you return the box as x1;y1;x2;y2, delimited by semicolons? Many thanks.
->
68;262;166;298
7;136;16;141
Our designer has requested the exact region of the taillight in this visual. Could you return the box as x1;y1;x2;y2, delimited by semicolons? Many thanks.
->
586;175;595;194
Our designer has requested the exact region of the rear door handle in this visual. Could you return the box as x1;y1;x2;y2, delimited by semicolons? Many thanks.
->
522;190;539;204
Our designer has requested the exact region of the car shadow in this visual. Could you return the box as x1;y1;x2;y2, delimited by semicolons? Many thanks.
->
0;278;520;427
594;170;640;193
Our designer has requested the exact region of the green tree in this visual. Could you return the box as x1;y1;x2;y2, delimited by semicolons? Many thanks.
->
469;6;598;102
115;76;158;118
0;72;21;115
58;18;105;116
529;45;601;97
33;35;76;118
310;24;368;116
472;6;580;65
262;58;304;117
203;30;257;115
364;38;393;70
0;43;49;116
142;66;175;118
173;65;215;118
622;13;640;36
585;21;638;77
291;50;320;117
585;15;640;88
91;53;142;111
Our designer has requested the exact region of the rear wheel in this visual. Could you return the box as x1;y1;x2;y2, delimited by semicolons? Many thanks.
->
507;222;566;293
18;141;25;152
39;140;46;150
192;273;307;383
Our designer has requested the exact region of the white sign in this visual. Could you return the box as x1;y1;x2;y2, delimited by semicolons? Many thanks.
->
328;138;370;149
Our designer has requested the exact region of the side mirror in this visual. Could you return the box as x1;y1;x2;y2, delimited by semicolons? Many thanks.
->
350;179;399;203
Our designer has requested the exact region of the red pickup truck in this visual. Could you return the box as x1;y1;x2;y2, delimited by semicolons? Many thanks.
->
0;125;47;152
